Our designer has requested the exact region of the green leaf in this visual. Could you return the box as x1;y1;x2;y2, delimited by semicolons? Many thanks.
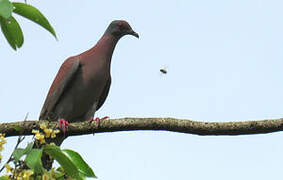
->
0;0;13;19
13;148;24;162
78;172;87;180
25;149;43;174
0;176;10;180
12;2;57;39
62;149;96;178
56;176;65;180
13;142;33;162
56;166;64;172
0;15;24;50
23;142;34;154
43;145;82;179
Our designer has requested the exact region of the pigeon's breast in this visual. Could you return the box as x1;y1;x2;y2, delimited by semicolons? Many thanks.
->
58;60;109;121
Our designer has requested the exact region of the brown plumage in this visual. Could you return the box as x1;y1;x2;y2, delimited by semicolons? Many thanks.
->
39;20;138;139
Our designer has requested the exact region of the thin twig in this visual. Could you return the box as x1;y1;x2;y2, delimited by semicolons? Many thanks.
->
0;135;25;173
0;113;29;172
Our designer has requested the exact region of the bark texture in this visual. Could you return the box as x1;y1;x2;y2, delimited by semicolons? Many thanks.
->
1;117;283;137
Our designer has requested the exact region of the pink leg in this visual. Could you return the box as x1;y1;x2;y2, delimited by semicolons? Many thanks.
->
59;118;70;133
88;117;95;123
88;116;109;126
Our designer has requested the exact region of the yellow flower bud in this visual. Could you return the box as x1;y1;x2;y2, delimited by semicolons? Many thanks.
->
23;170;33;180
40;123;47;130
0;133;5;140
40;138;46;144
35;133;41;140
0;145;4;151
35;133;45;144
42;173;51;180
51;129;60;138
0;140;7;145
44;128;53;138
32;130;39;134
4;163;12;173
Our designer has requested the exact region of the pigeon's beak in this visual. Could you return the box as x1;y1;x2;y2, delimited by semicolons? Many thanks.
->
128;30;139;38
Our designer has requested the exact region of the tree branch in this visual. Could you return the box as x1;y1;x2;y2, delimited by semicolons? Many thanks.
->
2;117;283;137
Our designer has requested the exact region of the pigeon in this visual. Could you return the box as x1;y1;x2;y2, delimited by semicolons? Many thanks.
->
39;20;139;137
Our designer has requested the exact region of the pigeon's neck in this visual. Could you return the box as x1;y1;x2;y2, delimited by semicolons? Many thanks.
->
80;34;119;72
90;34;119;61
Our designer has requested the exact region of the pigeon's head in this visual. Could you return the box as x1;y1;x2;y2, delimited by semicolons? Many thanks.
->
105;20;139;39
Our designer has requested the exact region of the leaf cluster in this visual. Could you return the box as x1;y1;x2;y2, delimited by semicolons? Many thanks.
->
0;0;56;50
1;141;96;179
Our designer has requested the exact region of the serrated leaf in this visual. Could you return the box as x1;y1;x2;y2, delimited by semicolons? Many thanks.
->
13;142;33;162
44;145;82;179
25;149;43;173
0;0;13;19
0;15;24;50
62;149;96;178
12;2;57;39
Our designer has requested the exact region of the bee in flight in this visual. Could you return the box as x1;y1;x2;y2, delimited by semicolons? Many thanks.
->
160;68;167;74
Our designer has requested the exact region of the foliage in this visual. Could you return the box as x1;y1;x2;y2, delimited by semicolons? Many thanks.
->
0;124;96;180
0;0;56;50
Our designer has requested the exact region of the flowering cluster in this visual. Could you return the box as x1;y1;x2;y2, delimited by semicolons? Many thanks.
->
4;167;62;180
0;134;35;179
1;125;62;179
4;163;33;180
32;123;60;144
3;162;66;180
0;133;7;162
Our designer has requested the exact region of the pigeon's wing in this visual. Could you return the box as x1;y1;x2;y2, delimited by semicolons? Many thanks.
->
39;57;80;120
96;78;111;111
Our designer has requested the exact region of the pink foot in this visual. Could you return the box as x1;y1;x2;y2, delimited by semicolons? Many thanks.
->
88;116;109;126
88;117;95;123
59;118;69;133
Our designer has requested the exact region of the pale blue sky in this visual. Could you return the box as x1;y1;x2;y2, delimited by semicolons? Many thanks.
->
2;0;283;179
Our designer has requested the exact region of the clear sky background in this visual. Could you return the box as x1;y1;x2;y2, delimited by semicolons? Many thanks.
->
2;0;283;179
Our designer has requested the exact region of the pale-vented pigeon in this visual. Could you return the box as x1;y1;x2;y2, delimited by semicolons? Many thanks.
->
39;20;139;136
